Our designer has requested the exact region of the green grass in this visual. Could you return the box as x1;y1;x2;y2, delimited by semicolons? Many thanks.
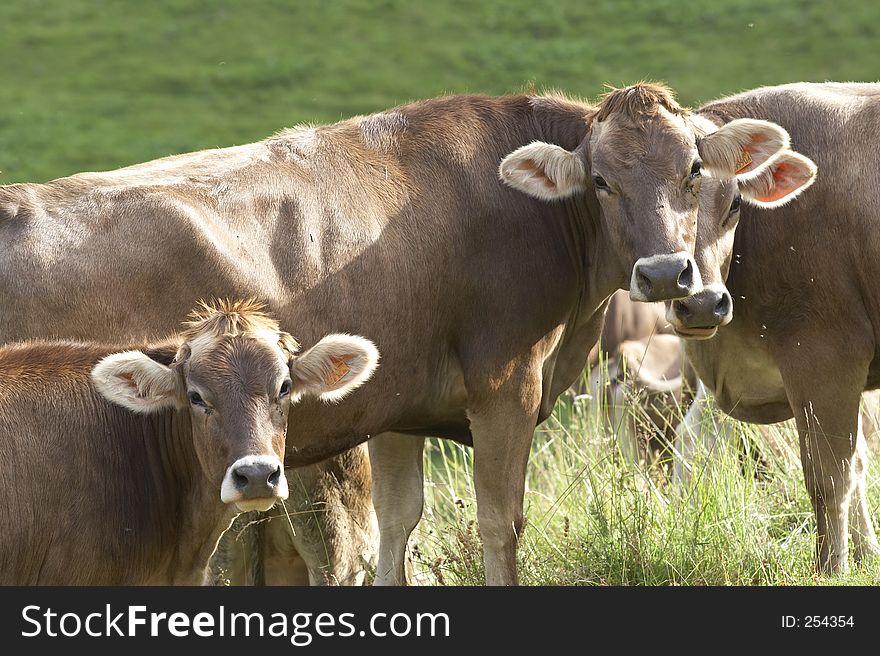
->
413;374;880;586
1;0;878;182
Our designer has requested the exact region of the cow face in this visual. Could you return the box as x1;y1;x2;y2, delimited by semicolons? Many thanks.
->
91;300;379;513
667;151;818;338
499;84;793;304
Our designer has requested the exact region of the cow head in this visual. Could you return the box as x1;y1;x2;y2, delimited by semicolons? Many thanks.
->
499;83;794;303
667;150;817;338
91;299;379;513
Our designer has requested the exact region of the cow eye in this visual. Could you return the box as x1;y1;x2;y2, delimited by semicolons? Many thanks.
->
689;160;703;178
728;194;742;216
723;194;743;227
188;390;207;408
279;379;292;399
592;175;610;192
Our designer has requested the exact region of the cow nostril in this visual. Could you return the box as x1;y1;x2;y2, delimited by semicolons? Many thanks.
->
268;465;281;487
232;468;249;490
677;260;694;291
715;293;731;319
637;271;653;295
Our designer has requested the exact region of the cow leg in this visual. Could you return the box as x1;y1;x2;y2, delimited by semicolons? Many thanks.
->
467;367;540;586
672;380;707;487
601;380;636;465
672;381;736;488
470;410;535;586
263;516;312;586
783;359;865;574
850;415;880;563
370;432;425;586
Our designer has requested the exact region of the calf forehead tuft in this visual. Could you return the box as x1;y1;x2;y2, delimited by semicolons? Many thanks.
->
181;298;288;342
595;82;689;124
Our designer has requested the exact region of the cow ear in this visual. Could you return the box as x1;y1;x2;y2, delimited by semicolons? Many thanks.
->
290;334;379;403
91;351;182;413
698;118;790;179
740;151;817;209
499;141;587;200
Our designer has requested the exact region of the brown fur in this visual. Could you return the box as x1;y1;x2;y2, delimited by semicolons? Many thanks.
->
0;302;294;584
586;290;673;370
0;88;716;585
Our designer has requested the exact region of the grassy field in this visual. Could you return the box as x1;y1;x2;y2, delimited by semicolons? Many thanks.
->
2;1;878;585
0;0;878;183
414;373;880;586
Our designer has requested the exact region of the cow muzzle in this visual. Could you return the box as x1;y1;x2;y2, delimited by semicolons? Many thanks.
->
221;455;289;512
630;252;702;302
668;284;733;339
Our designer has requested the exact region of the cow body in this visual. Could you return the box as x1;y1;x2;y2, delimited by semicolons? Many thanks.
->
1;88;787;584
675;83;880;571
578;291;686;464
587;290;672;371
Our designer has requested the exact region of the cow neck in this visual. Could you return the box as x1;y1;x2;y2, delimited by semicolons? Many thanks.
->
131;407;231;584
532;104;620;319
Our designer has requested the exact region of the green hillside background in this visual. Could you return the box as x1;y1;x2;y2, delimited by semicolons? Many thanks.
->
0;0;877;183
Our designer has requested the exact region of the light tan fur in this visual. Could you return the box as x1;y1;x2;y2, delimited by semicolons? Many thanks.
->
682;82;880;573
0;86;775;586
697;118;790;179
498;141;587;200
91;350;184;413
291;334;380;403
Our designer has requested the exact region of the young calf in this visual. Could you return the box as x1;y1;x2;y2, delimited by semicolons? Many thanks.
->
0;299;378;585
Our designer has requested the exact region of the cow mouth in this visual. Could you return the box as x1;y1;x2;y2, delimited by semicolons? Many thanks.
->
232;497;279;513
673;326;718;340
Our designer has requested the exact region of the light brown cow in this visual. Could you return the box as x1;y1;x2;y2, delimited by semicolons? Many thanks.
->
211;444;379;586
666;82;880;573
592;297;879;481
0;85;792;585
586;289;673;370
575;290;682;464
592;333;696;466
0;300;378;584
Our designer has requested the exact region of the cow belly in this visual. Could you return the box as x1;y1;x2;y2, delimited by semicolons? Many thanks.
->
686;334;791;424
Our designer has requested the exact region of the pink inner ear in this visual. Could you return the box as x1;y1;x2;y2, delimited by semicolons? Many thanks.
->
517;159;556;190
117;372;138;389
754;160;812;203
116;371;147;398
737;134;773;174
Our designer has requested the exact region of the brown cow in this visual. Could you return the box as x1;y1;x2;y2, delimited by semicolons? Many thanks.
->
574;290;682;464
0;85;791;585
587;290;673;370
0;300;378;584
592;333;696;466
666;82;880;573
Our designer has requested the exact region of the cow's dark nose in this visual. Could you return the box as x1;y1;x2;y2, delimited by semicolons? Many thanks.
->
673;286;733;329
232;461;283;498
630;252;702;302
